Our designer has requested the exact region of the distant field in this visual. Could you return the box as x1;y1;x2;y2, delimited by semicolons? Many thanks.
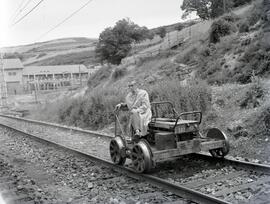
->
26;50;97;66
1;37;98;66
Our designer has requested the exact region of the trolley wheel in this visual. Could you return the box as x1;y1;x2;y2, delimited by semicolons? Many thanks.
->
109;136;126;165
207;128;230;158
131;139;153;173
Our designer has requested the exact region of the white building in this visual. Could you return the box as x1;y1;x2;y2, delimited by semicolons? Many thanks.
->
23;64;95;91
2;58;98;94
3;58;24;94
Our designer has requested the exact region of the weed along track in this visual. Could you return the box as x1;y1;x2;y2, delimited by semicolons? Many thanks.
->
0;115;270;203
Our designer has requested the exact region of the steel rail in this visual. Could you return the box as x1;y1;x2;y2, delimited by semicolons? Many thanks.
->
0;122;230;204
1;114;270;174
0;114;113;138
195;153;270;174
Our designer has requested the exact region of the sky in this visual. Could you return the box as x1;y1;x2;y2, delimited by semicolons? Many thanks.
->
0;0;185;47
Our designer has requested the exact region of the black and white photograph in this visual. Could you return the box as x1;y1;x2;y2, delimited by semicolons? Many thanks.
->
0;0;269;203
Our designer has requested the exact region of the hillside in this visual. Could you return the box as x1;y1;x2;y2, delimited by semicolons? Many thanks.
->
2;37;98;66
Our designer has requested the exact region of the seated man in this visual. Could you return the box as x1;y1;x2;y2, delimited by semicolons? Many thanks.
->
115;80;152;139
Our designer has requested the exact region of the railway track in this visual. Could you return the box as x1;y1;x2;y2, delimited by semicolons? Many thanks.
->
0;114;270;203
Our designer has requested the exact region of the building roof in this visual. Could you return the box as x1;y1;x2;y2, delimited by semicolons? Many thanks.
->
23;64;89;75
3;58;24;70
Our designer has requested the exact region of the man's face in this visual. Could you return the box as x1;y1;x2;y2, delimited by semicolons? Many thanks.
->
128;83;136;93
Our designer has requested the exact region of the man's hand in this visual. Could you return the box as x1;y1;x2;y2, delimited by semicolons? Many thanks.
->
115;103;122;111
130;107;138;113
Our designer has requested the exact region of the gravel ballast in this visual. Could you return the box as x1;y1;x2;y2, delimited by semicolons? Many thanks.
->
0;126;187;204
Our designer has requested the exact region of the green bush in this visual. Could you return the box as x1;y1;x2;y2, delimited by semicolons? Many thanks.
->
240;75;265;108
112;67;127;81
43;78;211;130
56;86;125;129
146;79;211;114
245;104;270;138
247;2;262;26
209;19;237;43
222;13;239;22
175;43;199;64
87;65;112;88
236;39;270;83
238;20;249;33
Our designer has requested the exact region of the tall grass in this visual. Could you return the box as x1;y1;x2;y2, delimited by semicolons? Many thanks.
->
87;65;112;88
34;78;211;130
146;79;211;114
54;86;125;129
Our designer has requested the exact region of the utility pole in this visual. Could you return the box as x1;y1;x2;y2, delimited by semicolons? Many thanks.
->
0;52;8;109
79;64;82;87
34;81;38;103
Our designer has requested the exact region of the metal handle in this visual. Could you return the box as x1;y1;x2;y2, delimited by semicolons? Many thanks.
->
174;111;202;129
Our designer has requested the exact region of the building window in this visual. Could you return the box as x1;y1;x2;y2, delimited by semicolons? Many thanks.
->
8;72;16;76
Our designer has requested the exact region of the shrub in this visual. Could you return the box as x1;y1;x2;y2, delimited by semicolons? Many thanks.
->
245;104;270;138
156;27;166;39
112;67;127;81
222;13;239;22
176;24;184;31
247;2;262;26
146;79;211;114
87;65;112;88
199;47;211;57
240;75;265;108
237;39;270;83
260;33;270;51
55;86;125;129
209;19;237;43
175;43;199;64
238;20;249;33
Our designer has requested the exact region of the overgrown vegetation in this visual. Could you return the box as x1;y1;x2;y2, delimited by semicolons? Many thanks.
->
239;74;265;108
39;79;211;130
87;65;112;88
56;87;125;129
156;27;167;39
147;79;211;113
185;0;270;84
247;105;270;137
111;67;127;81
209;15;238;43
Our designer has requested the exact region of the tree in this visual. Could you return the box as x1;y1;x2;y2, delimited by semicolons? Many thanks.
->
95;18;152;65
181;0;211;20
181;0;234;20
156;27;166;38
176;24;184;31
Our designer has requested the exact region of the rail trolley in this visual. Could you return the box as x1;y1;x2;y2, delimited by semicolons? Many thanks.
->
109;101;230;173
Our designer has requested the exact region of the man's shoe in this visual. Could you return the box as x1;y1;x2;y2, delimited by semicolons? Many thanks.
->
133;129;141;143
135;129;141;136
